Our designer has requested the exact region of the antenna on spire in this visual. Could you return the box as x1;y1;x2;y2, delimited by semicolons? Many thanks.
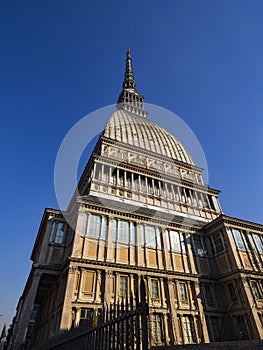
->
117;49;147;117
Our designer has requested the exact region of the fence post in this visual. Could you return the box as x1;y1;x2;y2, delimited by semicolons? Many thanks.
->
140;277;149;350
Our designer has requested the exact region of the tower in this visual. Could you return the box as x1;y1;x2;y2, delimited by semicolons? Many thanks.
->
9;50;263;349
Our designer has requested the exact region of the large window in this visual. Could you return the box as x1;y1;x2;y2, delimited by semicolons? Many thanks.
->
81;213;108;239
232;229;248;250
182;316;195;343
251;281;262;300
119;276;128;297
169;231;185;252
179;282;188;302
228;283;237;302
49;221;64;244
112;219;136;244
213;231;224;253
141;225;162;248
253;234;263;253
151;314;163;345
192;235;206;256
151;279;159;298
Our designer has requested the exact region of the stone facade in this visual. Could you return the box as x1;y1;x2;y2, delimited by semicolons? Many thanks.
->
8;50;263;349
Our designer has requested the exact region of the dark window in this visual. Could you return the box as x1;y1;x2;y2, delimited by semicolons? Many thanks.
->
228;283;237;301
151;279;159;298
179;282;188;302
49;221;64;244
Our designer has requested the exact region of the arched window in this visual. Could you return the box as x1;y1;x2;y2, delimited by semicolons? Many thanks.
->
149;162;163;171
183;173;195;181
131;157;145;166
111;150;127;160
167;167;179;176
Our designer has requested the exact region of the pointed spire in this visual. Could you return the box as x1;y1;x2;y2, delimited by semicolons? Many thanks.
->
117;49;147;117
123;48;136;90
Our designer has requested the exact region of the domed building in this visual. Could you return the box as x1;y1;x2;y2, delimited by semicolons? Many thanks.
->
8;50;263;349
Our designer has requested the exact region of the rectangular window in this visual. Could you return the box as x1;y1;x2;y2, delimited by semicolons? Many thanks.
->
118;220;129;242
88;214;101;238
82;213;108;240
170;230;181;251
253;234;263;253
119;276;128;297
213;231;224;253
82;271;95;294
113;220;136;244
228;283;237;301
182;316;195;343
251;281;262;300
232;229;247;250
179;282;188;302
49;221;64;244
152;314;163;345
151;279;159;298
145;225;156;248
193;235;206;256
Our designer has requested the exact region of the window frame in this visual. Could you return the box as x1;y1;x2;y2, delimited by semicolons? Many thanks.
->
49;221;65;244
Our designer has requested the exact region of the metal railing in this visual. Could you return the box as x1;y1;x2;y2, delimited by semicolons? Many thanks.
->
32;279;149;350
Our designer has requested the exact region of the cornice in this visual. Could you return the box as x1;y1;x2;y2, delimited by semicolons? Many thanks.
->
77;195;206;231
100;136;202;172
203;214;263;233
68;257;199;279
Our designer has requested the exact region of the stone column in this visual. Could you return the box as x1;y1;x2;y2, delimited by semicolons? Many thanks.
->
194;281;209;342
167;278;180;344
94;270;102;303
13;272;41;346
60;266;77;330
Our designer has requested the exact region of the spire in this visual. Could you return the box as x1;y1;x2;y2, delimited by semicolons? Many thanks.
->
123;48;136;90
117;49;147;117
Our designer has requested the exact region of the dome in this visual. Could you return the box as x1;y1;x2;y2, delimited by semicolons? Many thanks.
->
103;109;195;166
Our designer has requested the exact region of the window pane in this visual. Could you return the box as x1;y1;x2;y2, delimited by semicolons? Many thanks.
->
118;220;129;242
179;283;188;302
232;229;247;250
88;214;101;238
49;221;64;244
101;217;108;239
120;276;128;297
55;222;64;244
252;281;262;300
81;213;88;236
152;314;163;344
112;219;117;241
213;232;224;253
183;316;195;343
156;228;162;248
151;280;159;298
170;231;180;251
253;234;263;253
145;226;156;248
130;222;136;245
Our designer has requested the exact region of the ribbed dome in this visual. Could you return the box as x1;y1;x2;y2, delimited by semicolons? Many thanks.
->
103;109;195;166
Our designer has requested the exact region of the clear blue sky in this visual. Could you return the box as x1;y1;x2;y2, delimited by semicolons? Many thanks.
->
1;0;263;331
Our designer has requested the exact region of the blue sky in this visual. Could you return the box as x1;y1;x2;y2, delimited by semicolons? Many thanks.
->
1;0;263;331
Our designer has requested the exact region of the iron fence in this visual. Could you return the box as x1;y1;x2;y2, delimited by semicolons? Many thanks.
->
32;279;149;350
